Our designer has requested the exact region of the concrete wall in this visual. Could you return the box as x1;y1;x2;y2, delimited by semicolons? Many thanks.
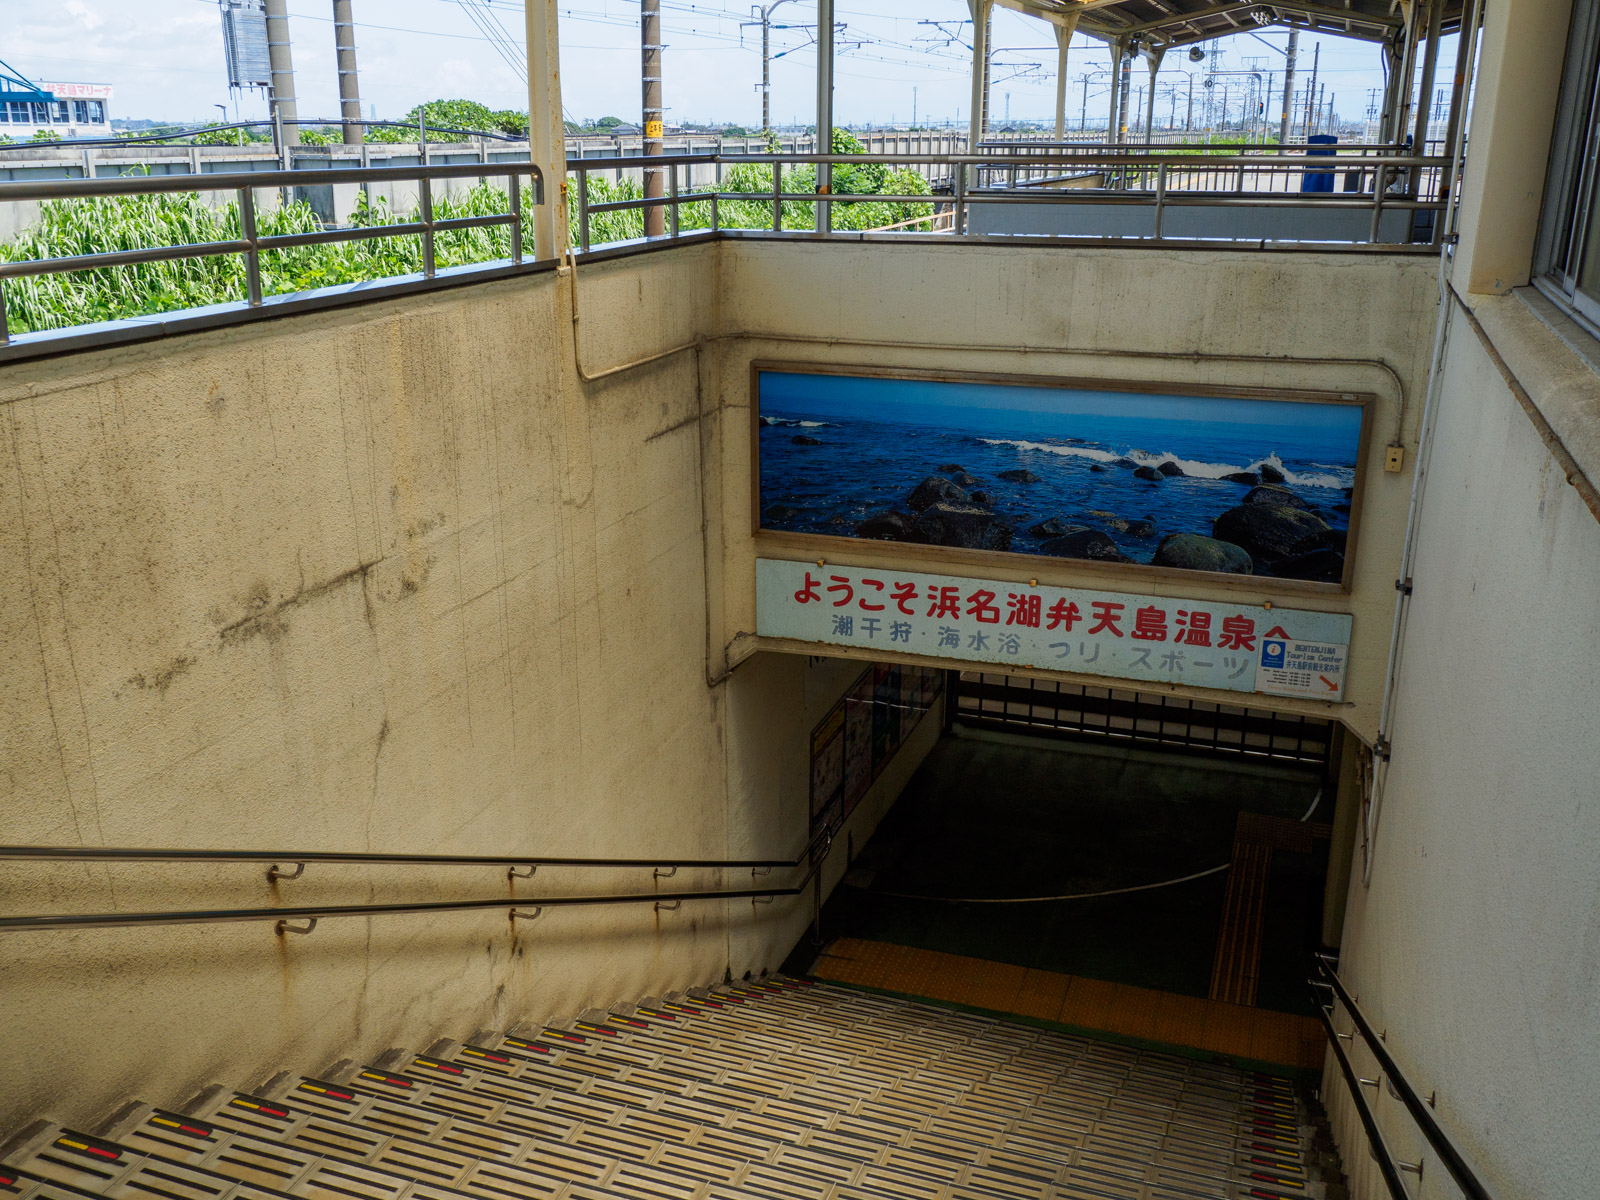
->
710;241;1442;743
0;232;1438;1140
1325;303;1600;1200
967;198;1415;243
0;243;943;1138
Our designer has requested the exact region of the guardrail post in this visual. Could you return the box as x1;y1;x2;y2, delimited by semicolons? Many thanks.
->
509;175;524;265
0;279;10;346
1370;164;1389;245
1153;163;1168;241
577;165;591;253
420;176;437;278
953;166;967;236
668;160;679;238
239;186;264;308
772;161;783;232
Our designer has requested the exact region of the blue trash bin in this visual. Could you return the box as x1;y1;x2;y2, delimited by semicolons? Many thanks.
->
1301;133;1337;193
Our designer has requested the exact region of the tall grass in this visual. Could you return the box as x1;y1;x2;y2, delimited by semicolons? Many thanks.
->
2;166;935;335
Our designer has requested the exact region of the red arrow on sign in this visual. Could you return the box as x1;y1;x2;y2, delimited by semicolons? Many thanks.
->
1264;625;1291;640
1319;675;1339;691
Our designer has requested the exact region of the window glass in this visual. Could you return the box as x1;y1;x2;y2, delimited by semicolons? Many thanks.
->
73;100;89;123
31;102;49;124
88;101;104;123
1538;0;1600;315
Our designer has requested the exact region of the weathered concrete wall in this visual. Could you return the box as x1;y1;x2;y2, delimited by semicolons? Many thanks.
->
722;652;945;975
1325;302;1600;1200
0;233;1435;1139
0;245;775;1137
711;241;1441;743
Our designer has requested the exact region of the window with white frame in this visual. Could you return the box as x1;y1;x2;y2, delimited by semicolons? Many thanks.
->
1536;0;1600;328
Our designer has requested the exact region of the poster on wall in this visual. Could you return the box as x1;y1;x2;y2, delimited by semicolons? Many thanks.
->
809;700;845;823
754;365;1368;588
760;559;1352;702
842;673;876;814
871;663;902;776
809;663;945;835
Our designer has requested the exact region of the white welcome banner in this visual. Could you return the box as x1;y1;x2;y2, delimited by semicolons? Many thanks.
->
755;558;1353;701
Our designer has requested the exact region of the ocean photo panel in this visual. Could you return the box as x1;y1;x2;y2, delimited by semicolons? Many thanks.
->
755;367;1366;585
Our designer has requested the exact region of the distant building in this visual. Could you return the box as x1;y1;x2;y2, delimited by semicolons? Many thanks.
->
0;82;114;140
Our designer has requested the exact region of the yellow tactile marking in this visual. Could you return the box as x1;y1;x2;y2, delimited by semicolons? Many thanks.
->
812;937;1324;1070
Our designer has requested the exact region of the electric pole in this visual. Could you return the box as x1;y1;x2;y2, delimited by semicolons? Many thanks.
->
642;0;664;237
333;0;362;145
1302;42;1319;138
745;1;801;136
263;0;300;147
1277;26;1297;146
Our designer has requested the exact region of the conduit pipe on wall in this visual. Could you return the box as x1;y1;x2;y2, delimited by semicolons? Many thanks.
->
1362;0;1485;884
561;251;1417;717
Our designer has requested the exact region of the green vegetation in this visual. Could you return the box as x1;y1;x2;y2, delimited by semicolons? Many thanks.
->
0;183;532;336
570;129;936;240
1;129;935;335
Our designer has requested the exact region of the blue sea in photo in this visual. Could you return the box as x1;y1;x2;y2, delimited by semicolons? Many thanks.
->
757;371;1361;578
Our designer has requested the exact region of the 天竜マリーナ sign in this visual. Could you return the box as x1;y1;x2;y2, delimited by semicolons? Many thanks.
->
755;558;1353;701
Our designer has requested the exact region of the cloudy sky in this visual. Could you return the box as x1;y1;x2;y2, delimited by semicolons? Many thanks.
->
5;0;1425;131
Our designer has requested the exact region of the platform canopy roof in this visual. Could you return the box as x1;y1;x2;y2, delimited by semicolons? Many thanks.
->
996;0;1466;51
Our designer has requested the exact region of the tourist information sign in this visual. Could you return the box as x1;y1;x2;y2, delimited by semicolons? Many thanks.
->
755;558;1352;701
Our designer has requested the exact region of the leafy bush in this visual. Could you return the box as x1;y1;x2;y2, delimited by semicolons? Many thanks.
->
2;127;937;335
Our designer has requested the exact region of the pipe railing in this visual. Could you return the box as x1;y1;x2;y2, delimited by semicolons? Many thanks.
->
0;158;545;346
565;149;1448;249
0;827;835;934
1313;954;1496;1200
0;145;1443;356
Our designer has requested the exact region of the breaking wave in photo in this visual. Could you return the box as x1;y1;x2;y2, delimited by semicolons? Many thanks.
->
977;438;1352;490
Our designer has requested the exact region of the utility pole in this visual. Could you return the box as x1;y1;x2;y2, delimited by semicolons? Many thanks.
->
1302;42;1319;138
761;9;771;133
746;0;801;136
1277;26;1297;146
642;0;664;237
1117;48;1132;142
263;0;300;147
815;0;834;231
333;0;362;145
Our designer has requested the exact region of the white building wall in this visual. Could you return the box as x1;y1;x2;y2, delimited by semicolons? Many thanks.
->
1326;303;1600;1200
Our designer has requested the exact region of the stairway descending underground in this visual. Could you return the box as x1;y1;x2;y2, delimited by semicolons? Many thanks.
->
1;977;1342;1200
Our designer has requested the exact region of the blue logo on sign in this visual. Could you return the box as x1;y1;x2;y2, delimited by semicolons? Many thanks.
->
1262;639;1287;667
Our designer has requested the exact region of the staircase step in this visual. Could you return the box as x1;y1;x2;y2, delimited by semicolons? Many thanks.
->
2;979;1336;1200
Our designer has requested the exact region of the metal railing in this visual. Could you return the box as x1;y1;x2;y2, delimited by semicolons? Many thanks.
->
566;149;1450;252
0;828;834;934
1314;954;1495;1200
0;158;545;346
0;145;1447;359
973;139;1449;200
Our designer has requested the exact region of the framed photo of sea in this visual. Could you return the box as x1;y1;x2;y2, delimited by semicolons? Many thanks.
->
752;363;1372;591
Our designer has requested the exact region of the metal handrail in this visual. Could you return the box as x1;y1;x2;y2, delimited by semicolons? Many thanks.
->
0;829;835;933
0;841;813;870
565;147;1447;251
1314;955;1496;1200
0;160;545;203
0;158;544;346
571;150;1445;170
